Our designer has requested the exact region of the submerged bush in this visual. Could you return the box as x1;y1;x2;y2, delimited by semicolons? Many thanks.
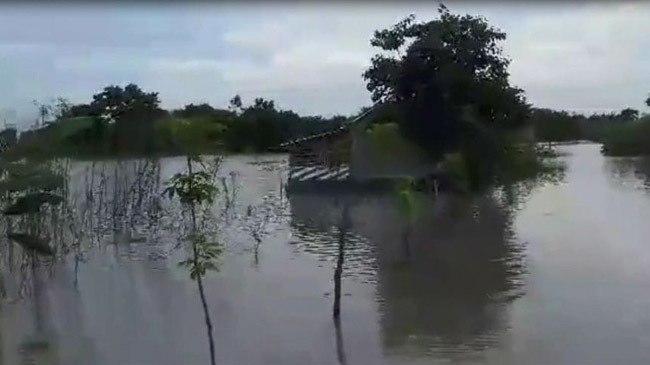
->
600;116;650;156
439;142;565;194
440;152;470;193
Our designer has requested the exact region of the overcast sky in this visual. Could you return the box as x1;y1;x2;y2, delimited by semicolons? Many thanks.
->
1;1;649;129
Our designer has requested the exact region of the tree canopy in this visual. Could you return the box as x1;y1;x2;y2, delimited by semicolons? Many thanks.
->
363;4;529;160
90;83;163;123
171;103;233;120
362;4;533;190
619;108;639;121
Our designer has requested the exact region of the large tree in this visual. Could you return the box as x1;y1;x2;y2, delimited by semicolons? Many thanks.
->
620;108;639;121
363;4;529;161
90;83;161;122
172;103;233;120
90;83;164;154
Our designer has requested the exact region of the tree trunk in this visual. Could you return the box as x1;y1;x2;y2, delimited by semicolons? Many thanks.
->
333;316;347;365
194;240;216;365
188;156;217;365
333;204;349;318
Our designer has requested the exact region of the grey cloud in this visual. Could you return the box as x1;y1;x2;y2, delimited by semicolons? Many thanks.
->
0;5;205;48
506;2;650;112
1;2;649;130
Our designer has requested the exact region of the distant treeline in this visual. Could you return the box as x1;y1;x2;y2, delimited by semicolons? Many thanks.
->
531;106;650;156
9;85;650;159
9;84;351;158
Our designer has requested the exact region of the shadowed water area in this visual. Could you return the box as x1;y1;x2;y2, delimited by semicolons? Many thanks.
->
1;143;650;364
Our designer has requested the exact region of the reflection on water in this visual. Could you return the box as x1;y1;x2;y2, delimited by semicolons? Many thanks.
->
375;196;525;362
604;155;650;192
3;144;650;364
288;190;526;364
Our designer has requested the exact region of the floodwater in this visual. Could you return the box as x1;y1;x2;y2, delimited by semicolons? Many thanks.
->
2;143;650;364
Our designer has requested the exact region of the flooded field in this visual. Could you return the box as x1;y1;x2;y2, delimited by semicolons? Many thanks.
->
1;143;650;365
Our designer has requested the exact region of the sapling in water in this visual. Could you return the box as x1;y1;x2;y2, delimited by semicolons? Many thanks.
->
163;119;223;365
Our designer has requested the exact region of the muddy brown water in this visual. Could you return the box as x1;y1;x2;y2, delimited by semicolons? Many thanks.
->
1;143;650;365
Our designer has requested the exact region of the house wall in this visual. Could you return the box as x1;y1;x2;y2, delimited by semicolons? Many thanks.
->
287;131;352;182
286;107;441;184
349;123;438;181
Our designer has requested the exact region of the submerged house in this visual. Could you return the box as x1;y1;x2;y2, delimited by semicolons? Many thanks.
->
281;104;441;192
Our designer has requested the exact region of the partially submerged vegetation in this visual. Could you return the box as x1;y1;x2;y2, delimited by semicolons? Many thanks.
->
360;6;565;193
161;117;225;365
599;116;650;156
530;101;650;157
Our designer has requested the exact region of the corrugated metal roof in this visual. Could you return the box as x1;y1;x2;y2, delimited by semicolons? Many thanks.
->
279;104;381;148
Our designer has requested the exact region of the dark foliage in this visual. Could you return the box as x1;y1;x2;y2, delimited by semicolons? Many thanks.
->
620;108;639;121
363;4;529;160
531;109;583;142
531;107;645;144
8;233;55;256
0;128;17;146
3;192;63;215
